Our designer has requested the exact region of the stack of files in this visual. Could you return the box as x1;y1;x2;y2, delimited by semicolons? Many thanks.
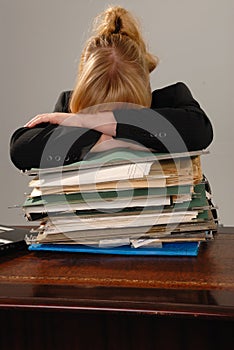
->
23;149;217;256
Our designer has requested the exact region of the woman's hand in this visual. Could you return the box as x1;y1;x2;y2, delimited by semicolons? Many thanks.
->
25;112;81;128
24;111;116;136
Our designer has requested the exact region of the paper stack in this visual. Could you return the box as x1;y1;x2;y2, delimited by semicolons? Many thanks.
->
24;149;217;256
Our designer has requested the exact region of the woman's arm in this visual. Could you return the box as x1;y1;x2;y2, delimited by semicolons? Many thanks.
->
48;82;213;153
10;124;102;171
113;82;213;152
9;91;103;171
10;82;213;170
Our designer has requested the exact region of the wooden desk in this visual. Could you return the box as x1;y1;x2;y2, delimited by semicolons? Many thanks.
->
0;226;233;350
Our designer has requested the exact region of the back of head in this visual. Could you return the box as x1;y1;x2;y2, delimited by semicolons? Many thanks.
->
70;6;157;113
92;6;158;73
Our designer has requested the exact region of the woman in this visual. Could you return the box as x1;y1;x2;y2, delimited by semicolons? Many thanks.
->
10;6;213;171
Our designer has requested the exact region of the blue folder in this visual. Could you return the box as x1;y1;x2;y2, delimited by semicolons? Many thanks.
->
28;241;200;256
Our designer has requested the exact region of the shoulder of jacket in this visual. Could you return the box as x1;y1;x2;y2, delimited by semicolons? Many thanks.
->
156;81;189;90
151;81;186;98
61;90;73;100
54;90;73;112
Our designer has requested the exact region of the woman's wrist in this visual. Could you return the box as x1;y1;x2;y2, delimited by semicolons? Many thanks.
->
79;111;117;136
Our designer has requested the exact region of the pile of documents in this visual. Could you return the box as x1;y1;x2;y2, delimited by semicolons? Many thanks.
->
23;149;217;256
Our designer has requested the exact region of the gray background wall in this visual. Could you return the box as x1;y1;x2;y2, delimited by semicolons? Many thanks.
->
0;0;233;226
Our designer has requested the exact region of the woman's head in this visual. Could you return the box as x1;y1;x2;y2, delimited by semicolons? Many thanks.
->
92;6;158;73
70;6;158;113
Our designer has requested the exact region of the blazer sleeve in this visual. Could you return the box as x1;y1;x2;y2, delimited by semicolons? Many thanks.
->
10;91;101;171
113;82;213;152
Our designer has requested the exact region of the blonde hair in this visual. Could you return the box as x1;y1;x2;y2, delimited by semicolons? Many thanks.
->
70;6;158;113
92;6;158;73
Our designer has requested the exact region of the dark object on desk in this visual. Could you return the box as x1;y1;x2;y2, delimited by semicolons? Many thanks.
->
0;225;29;255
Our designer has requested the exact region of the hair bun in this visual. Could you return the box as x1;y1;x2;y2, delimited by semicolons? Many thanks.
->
92;6;158;73
93;6;139;38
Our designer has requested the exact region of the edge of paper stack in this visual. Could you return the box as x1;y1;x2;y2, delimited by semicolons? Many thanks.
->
23;149;218;256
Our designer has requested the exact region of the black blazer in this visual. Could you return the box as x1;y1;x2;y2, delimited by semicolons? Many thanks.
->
10;82;213;170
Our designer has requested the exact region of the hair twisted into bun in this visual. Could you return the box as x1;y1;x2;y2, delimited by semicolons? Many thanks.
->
92;6;158;73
